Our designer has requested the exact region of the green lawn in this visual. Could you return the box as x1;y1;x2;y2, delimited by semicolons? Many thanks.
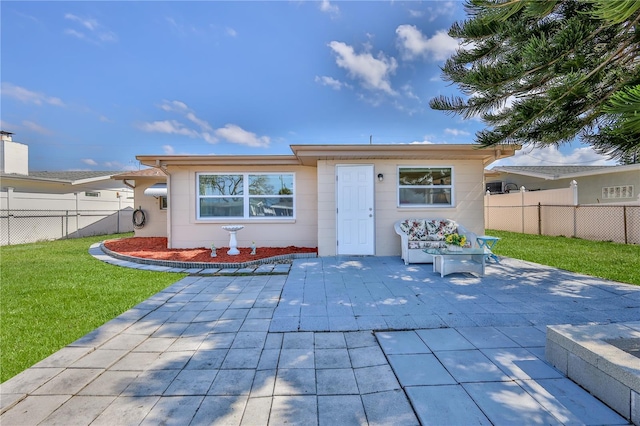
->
0;233;186;383
486;229;640;285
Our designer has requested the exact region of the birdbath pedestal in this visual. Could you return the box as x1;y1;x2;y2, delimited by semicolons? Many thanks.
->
221;225;244;255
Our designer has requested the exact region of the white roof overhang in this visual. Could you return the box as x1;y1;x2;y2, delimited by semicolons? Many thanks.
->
143;183;167;197
137;144;519;169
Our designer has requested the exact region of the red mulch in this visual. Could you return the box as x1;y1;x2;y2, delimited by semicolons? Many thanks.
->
103;237;317;263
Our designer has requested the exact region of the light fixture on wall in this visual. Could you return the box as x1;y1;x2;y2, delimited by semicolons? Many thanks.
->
377;173;384;182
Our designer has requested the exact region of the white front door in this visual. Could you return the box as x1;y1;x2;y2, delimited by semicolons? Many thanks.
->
336;164;375;255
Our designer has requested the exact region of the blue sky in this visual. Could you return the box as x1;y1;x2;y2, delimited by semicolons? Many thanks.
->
1;1;616;171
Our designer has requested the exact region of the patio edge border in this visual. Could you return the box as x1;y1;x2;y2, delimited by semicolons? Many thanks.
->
99;241;318;269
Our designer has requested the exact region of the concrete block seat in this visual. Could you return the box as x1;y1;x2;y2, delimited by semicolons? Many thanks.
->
394;219;477;265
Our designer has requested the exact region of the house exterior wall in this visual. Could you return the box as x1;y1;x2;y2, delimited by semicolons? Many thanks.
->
164;164;318;249
488;169;640;204
133;179;167;238
317;159;486;256
138;154;493;251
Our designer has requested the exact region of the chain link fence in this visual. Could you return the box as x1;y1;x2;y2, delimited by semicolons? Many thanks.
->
485;204;640;244
0;208;134;246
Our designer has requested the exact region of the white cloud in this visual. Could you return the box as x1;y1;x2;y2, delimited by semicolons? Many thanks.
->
396;25;458;61
444;128;470;137
22;120;53;135
315;75;348;90
410;137;436;144
103;161;127;169
214;124;270;148
1;82;65;107
82;159;98;166
186;112;212;132
159;100;189;113
425;1;456;22
493;145;618;167
328;41;398;95
138;100;269;148
0;120;14;131
64;13;117;44
401;84;419;100
319;0;339;17
136;119;199;137
226;27;237;37
64;28;86;40
162;145;175;155
158;100;211;132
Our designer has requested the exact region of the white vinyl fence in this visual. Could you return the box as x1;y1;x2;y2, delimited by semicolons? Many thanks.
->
0;188;134;246
485;182;640;244
0;208;134;246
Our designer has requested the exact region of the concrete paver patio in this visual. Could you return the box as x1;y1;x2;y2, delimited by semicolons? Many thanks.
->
1;254;638;425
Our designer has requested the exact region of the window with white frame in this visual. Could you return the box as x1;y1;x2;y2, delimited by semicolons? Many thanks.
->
197;173;294;219
398;167;453;206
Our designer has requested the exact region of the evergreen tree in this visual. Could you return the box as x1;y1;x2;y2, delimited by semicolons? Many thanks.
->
430;0;640;162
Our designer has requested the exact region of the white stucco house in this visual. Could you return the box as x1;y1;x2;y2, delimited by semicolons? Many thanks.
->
0;131;135;244
125;144;518;257
485;165;640;205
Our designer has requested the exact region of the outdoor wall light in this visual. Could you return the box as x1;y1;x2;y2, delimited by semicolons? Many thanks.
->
377;173;384;182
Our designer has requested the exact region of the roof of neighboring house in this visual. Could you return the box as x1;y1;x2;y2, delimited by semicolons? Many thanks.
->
137;144;520;168
1;170;132;194
29;171;119;182
487;164;639;180
1;170;122;184
111;168;167;180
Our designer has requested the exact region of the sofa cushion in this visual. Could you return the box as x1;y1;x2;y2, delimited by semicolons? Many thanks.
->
408;240;447;250
425;220;458;240
399;219;428;241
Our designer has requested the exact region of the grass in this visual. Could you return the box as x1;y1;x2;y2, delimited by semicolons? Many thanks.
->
486;229;640;285
0;233;186;383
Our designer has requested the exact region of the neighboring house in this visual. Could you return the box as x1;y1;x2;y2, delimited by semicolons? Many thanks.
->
485;165;640;204
0;131;134;244
134;143;518;256
0;131;133;210
0;132;134;210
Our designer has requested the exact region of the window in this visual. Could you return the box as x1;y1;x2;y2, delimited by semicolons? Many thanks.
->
602;185;634;199
197;173;294;219
85;191;100;197
398;167;453;207
160;196;168;210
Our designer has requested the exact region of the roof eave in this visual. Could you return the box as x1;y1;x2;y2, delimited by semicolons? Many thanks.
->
71;175;117;185
290;144;519;166
0;173;73;184
562;163;640;179
136;144;520;168
490;167;560;180
136;155;301;168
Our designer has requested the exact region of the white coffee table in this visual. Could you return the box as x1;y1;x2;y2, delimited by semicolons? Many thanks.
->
425;247;486;277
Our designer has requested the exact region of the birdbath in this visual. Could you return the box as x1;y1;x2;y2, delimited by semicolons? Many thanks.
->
221;225;244;255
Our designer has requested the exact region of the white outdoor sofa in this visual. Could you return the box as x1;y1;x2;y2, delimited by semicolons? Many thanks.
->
394;219;477;265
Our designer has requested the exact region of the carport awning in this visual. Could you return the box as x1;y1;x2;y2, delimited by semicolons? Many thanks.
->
143;183;167;197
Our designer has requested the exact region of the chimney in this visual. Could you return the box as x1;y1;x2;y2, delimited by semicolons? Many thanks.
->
1;131;13;142
0;131;29;175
